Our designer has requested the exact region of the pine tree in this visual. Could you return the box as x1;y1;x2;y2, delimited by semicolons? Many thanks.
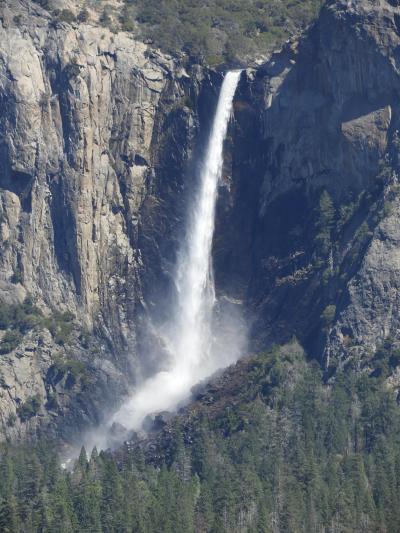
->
48;476;76;533
315;190;335;256
0;495;20;533
100;455;125;532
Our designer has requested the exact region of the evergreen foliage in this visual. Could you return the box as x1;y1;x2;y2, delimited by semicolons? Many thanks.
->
16;395;41;422
0;331;22;355
0;298;42;354
57;9;76;23
2;344;400;531
0;297;75;353
121;0;323;64
40;311;75;346
314;190;335;257
0;298;42;334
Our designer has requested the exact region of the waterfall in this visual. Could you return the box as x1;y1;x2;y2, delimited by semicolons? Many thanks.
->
89;71;242;448
170;68;243;380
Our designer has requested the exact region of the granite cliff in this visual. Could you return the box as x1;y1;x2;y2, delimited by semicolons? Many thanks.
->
0;0;220;441
1;0;400;443
218;0;400;377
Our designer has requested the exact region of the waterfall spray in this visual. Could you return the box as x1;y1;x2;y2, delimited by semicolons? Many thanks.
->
85;71;242;450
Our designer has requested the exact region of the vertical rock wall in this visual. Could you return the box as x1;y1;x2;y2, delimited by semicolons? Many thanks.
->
0;0;218;441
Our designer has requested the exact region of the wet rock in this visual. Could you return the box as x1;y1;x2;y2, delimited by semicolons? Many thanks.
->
143;411;174;432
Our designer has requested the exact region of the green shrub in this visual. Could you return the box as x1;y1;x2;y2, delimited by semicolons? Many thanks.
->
314;190;335;256
53;358;86;379
51;357;88;388
356;221;372;241
45;391;59;411
121;18;135;32
77;8;89;23
0;330;22;354
15;299;42;333
337;201;357;232
79;329;91;349
7;413;17;427
57;9;76;23
16;395;41;421
372;340;400;378
0;298;76;351
64;57;81;80
11;265;22;284
0;304;13;329
41;311;75;345
389;348;400;368
0;298;42;333
321;305;336;329
100;7;112;27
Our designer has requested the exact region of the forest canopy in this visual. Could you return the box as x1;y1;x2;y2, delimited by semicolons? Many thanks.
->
121;0;323;65
2;343;400;532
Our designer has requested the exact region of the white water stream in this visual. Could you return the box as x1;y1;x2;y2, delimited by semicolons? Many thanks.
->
84;71;242;452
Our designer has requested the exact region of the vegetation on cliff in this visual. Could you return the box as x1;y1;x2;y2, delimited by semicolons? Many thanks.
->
123;0;323;64
32;0;323;65
0;298;75;354
2;342;400;532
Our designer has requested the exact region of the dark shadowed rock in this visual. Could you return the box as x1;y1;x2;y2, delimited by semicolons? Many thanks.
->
143;411;174;432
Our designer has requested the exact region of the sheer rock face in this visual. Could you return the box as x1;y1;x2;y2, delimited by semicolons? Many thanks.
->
217;0;400;369
0;0;214;440
0;6;184;335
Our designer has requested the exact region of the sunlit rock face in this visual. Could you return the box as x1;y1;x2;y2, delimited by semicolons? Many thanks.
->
0;0;220;441
0;6;196;343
